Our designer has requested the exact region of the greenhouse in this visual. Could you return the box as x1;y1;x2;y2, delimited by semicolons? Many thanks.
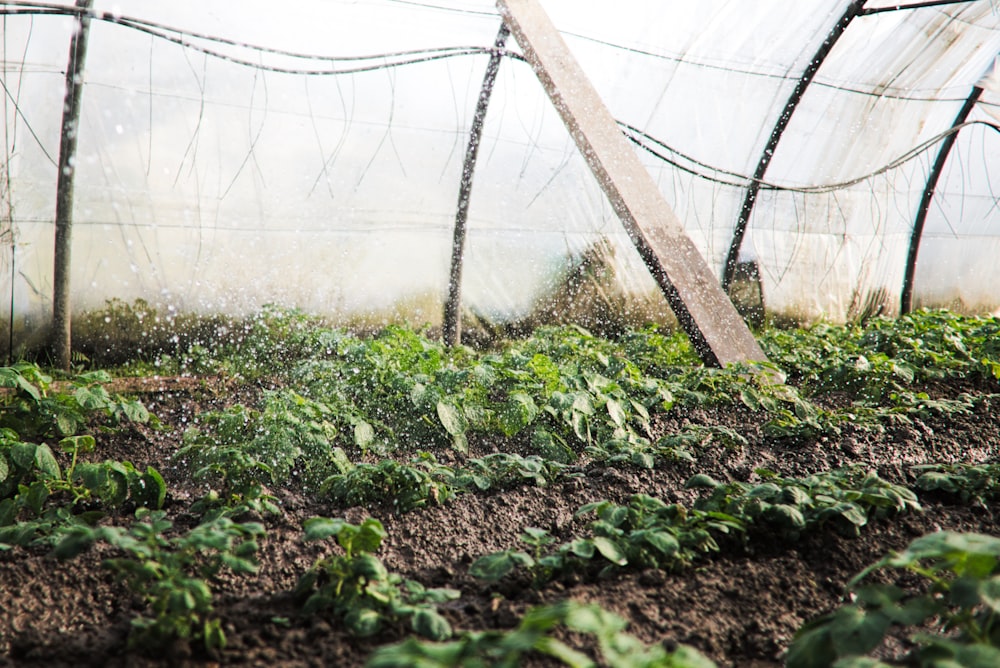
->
2;1;1000;666
2;0;999;358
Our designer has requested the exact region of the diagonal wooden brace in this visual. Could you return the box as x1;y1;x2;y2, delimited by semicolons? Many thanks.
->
497;0;767;368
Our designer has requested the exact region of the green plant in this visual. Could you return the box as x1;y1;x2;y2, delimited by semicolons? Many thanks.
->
471;494;743;585
367;599;717;668
787;531;1000;667
912;462;1000;504
457;452;571;490
687;467;920;539
55;508;264;653
321;454;455;512
0;364;150;440
176;389;355;502
294;517;458;640
0;430;165;547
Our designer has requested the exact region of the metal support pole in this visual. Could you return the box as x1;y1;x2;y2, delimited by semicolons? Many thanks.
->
721;1;866;292
443;23;509;347
900;86;983;314
51;0;93;370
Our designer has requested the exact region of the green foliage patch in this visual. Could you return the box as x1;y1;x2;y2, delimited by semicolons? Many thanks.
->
294;517;459;640
788;531;1000;668
367;599;717;668
0;364;161;549
55;508;264;654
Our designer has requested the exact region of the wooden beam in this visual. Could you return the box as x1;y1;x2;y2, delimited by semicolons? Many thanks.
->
497;0;767;367
52;0;94;371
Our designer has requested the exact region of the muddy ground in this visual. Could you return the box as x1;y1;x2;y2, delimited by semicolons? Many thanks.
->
2;374;999;667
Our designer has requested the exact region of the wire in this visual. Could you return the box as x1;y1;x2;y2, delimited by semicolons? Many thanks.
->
2;1;997;195
0;2;985;102
0;2;526;74
621;120;1000;193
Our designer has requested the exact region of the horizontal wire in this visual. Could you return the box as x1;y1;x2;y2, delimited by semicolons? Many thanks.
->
2;2;997;196
622;120;1000;193
0;2;984;102
0;2;525;73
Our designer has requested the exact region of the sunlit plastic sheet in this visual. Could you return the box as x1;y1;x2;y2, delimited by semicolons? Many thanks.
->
1;0;999;353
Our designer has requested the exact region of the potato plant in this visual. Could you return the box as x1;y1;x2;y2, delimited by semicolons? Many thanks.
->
55;508;264;654
294;517;459;641
788;531;1000;667
367;599;718;668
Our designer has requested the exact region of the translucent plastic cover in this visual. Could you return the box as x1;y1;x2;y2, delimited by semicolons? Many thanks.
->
2;0;998;345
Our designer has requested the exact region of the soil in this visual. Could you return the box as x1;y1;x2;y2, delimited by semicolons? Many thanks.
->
2;373;999;667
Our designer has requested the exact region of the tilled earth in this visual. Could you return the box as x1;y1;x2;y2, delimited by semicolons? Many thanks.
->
2;375;999;667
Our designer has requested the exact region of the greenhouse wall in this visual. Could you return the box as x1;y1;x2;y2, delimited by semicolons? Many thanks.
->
1;0;999;356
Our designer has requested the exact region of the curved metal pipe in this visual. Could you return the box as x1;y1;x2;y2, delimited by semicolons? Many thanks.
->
900;85;983;313
443;23;509;347
721;0;866;292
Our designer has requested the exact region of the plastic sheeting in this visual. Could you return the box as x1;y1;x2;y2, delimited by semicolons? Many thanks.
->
2;0;999;348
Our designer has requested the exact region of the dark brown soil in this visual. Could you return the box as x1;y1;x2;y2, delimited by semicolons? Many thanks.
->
2;377;999;667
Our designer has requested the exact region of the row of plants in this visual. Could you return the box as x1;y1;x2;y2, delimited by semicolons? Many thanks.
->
5;308;1000;666
369;528;1000;668
469;467;921;586
167;310;1000;501
0;363;163;550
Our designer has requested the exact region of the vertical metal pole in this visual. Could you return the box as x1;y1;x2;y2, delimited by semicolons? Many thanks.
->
721;1;866;292
900;86;983;314
52;0;93;370
443;23;509;347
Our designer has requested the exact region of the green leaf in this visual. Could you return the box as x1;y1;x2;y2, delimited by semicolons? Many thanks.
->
33;444;61;480
499;392;539;436
345;607;382;637
15;374;41;401
0;455;8;484
204;618;227;652
353;421;375;449
828;606;889;657
786;620;836;668
533;636;595;668
354;518;386;554
59;435;96;454
10;442;36;471
605;398;626;427
979;575;1000;613
411;608;452;641
685;474;720;489
566;538;596;559
950;643;1000;668
591;536;627;566
303;516;346;542
832;658;894;668
55;412;77;437
137;467;167;509
641;530;680;556
766;504;806;529
436;402;466;437
23;480;50;515
53;526;97;560
119;399;150;423
470;551;533;581
74;386;108;411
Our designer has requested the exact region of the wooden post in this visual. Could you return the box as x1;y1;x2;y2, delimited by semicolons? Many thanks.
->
52;0;93;370
497;0;767;367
